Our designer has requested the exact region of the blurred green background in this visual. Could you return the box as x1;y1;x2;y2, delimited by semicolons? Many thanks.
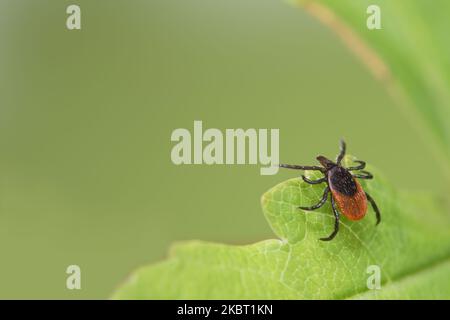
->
0;0;444;298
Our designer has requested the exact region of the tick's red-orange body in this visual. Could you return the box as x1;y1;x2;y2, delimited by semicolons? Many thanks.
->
327;165;368;221
332;180;367;221
279;140;380;241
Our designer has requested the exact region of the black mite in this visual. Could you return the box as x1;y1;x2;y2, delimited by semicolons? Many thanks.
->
279;140;381;241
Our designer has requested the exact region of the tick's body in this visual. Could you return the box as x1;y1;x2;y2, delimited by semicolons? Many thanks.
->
328;166;367;221
279;140;380;241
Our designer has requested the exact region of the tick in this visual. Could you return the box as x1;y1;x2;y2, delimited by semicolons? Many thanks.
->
279;140;380;241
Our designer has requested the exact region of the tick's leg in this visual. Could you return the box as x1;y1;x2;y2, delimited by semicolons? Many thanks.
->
279;164;324;171
347;160;366;171
302;175;326;185
336;139;346;164
320;195;340;241
299;186;329;210
353;170;373;179
365;192;381;225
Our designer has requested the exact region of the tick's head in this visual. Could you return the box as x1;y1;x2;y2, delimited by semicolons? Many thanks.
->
316;155;335;170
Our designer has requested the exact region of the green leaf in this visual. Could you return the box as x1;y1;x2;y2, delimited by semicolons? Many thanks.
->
113;157;450;299
290;0;450;176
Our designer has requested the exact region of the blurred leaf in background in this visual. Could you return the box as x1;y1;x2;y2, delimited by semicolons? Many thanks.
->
294;0;450;175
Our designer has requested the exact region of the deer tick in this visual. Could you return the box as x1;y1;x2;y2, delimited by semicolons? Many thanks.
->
279;140;380;241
